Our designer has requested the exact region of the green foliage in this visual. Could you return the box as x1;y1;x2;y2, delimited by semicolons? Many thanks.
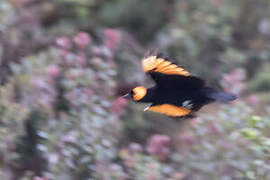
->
0;1;14;26
0;82;30;179
100;0;171;42
7;40;123;179
240;115;270;179
159;0;270;83
248;71;270;92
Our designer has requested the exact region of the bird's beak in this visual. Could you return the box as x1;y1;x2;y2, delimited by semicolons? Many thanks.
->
122;93;131;99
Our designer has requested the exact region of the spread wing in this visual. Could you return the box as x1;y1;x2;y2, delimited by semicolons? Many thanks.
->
144;104;192;118
142;55;190;76
141;55;204;88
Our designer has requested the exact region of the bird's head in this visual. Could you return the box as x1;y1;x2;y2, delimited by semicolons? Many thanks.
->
122;86;147;102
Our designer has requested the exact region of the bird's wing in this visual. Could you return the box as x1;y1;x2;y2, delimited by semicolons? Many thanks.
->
142;55;190;76
144;103;192;118
141;55;204;88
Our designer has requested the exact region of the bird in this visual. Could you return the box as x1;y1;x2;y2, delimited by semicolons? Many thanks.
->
122;54;236;118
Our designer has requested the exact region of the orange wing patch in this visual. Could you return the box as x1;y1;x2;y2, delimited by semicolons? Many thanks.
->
142;56;190;76
144;104;191;117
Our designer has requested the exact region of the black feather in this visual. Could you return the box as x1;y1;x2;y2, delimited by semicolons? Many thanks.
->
148;72;205;89
201;87;237;102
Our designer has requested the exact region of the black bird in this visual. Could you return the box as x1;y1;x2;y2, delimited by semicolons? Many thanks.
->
123;54;236;118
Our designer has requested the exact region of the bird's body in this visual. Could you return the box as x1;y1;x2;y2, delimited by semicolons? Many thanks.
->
138;75;212;110
123;54;236;118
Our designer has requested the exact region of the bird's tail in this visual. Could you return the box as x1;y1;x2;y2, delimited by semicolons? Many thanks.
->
202;87;236;102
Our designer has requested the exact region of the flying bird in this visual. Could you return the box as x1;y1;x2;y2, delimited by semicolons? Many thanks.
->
122;54;236;118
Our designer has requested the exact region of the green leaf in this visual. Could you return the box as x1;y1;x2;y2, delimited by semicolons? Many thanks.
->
241;128;260;140
246;171;255;180
248;116;262;128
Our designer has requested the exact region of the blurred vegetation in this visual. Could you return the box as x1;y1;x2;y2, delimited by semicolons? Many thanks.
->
0;0;270;179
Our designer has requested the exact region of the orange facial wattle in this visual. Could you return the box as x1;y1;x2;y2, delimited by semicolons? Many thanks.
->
132;86;147;101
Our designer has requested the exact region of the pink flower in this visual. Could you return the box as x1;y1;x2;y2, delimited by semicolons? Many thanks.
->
91;46;102;56
46;65;60;79
83;88;94;96
104;29;121;52
210;122;219;134
170;172;185;180
124;157;136;168
74;32;91;49
76;52;87;68
221;68;246;95
33;176;48;180
129;142;143;153
189;118;198;128
56;36;71;49
247;94;259;106
146;134;171;160
92;57;103;65
146;174;156;180
111;97;128;117
180;132;194;144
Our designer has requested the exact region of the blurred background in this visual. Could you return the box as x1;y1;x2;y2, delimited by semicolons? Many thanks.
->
0;0;270;179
